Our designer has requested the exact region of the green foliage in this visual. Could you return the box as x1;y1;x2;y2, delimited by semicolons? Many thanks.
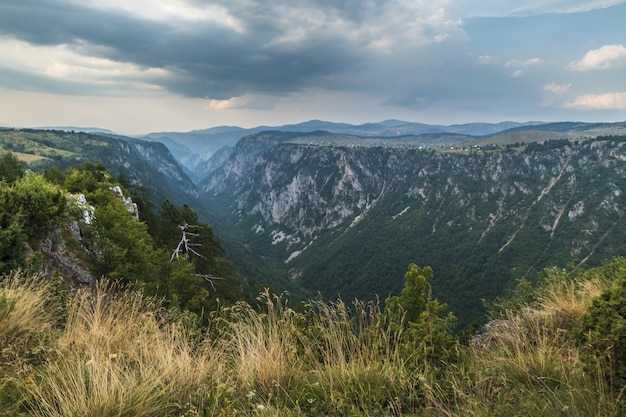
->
579;257;626;390
385;264;432;325
63;162;114;203
85;197;162;285
3;173;66;237
0;213;26;274
483;277;539;318
0;151;24;183
406;298;458;371
384;264;458;372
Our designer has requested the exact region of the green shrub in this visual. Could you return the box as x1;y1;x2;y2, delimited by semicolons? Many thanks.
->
383;264;458;373
5;173;66;236
579;258;626;390
0;151;24;183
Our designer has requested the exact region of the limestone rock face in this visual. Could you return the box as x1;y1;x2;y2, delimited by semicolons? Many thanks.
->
203;138;626;265
198;135;626;325
38;227;95;286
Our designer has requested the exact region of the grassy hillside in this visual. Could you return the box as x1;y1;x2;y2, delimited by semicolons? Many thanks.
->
0;129;112;163
1;258;625;416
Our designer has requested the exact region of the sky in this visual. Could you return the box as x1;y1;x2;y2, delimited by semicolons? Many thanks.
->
0;0;625;135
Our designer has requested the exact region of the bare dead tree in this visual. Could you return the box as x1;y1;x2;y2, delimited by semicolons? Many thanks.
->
195;273;225;291
170;222;225;291
169;222;205;261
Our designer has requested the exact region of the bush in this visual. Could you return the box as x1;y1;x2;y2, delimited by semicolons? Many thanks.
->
0;151;24;183
579;258;626;390
5;173;66;236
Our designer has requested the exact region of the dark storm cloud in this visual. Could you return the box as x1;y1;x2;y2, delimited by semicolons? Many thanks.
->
0;0;365;99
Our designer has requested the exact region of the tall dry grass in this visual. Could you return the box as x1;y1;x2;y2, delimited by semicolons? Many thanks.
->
536;274;606;328
221;290;305;397
216;291;419;415
300;298;414;413
3;268;621;416
0;272;61;416
20;280;222;417
420;273;618;417
0;271;59;343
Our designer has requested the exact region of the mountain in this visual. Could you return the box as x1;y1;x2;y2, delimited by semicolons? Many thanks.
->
141;120;542;172
37;126;118;135
142;120;626;178
0;129;198;205
142;126;255;161
5;124;626;329
199;132;626;327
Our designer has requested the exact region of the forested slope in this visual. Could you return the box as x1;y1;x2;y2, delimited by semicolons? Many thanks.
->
201;134;626;326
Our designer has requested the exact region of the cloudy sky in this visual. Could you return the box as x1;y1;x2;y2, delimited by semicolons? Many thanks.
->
1;0;625;134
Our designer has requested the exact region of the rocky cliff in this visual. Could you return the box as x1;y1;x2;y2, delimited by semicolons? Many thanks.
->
200;134;626;326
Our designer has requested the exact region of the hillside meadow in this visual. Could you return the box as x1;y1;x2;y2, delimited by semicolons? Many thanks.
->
1;258;625;416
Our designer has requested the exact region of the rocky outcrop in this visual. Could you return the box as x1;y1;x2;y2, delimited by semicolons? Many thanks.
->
38;226;95;286
36;188;146;287
204;138;626;264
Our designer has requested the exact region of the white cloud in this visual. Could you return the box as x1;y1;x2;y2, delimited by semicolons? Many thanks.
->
544;83;572;94
564;92;626;109
450;0;626;17
78;0;244;31
525;57;543;65
0;38;172;94
514;0;625;14
568;44;626;71
506;57;543;67
476;55;494;64
206;95;250;110
346;2;463;51
506;58;543;77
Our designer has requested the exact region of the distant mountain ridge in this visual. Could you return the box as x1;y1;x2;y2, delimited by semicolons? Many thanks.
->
141;120;545;161
140;120;626;177
29;120;626;179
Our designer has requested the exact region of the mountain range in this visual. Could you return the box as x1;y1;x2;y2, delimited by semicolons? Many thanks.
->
139;119;626;176
142;119;542;160
3;119;626;327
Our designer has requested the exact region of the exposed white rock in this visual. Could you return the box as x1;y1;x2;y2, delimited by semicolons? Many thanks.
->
392;206;410;220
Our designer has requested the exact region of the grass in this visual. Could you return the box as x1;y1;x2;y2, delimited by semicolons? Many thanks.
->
0;268;623;416
0;272;59;343
536;273;606;328
1;278;220;417
421;268;618;417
